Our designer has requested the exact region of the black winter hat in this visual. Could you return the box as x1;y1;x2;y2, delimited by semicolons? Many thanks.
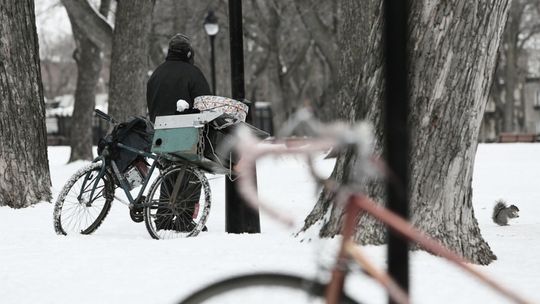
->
168;33;193;60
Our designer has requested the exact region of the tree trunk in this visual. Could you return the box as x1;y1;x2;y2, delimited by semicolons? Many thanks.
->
0;0;52;208
491;0;538;134
67;1;111;162
502;0;521;133
302;0;510;265
108;0;155;122
503;49;516;132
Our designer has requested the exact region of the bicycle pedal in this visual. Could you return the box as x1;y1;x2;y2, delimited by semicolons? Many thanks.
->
129;208;144;223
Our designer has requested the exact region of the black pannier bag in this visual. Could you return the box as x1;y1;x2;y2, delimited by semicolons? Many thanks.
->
98;116;154;173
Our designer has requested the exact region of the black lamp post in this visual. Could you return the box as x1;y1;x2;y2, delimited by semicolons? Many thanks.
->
383;1;410;302
204;10;219;94
225;0;261;234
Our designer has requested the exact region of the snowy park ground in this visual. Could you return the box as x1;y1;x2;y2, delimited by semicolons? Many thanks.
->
1;144;540;303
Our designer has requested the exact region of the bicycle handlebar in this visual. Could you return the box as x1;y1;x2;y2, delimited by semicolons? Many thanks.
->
94;109;117;124
233;109;378;227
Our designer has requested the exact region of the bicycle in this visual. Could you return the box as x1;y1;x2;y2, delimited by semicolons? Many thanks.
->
53;109;223;239
178;110;532;304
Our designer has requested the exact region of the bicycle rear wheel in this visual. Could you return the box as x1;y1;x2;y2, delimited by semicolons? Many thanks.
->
144;165;211;239
53;162;114;235
178;273;359;304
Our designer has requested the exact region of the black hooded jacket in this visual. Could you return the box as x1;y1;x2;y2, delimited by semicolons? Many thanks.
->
146;52;211;122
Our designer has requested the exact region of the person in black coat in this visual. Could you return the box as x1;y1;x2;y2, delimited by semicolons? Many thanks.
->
146;34;210;232
147;33;211;122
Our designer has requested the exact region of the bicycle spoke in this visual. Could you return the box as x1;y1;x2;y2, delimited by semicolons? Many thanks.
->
55;163;113;235
143;166;210;239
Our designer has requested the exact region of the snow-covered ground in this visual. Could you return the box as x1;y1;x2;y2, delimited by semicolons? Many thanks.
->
1;144;539;303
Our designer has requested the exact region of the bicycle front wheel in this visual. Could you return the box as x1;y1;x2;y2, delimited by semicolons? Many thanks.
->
53;162;114;235
178;273;359;304
144;165;211;239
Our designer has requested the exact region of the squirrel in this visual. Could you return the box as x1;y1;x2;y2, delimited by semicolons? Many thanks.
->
492;200;520;226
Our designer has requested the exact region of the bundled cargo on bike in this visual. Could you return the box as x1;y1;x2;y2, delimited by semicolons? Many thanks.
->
151;96;267;174
194;95;248;122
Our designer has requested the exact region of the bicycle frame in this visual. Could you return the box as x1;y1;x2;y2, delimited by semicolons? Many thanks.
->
326;194;409;304
85;108;217;211
327;193;531;304
79;142;163;209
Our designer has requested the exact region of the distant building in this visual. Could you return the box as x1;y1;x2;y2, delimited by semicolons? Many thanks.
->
478;98;497;142
522;76;540;134
45;94;109;145
480;48;540;142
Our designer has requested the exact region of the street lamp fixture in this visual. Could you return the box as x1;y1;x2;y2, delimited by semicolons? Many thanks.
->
204;10;219;94
204;10;219;36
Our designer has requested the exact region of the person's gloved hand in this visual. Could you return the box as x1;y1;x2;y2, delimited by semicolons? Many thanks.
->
176;99;189;112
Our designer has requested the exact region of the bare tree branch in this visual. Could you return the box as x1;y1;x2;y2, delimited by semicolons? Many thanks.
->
517;23;540;50
250;0;270;30
244;28;270;49
517;0;540;50
294;0;338;78
60;0;113;54
282;40;312;78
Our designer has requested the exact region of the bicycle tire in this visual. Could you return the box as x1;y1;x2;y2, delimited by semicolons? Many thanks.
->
178;273;360;304
144;165;211;239
53;162;114;235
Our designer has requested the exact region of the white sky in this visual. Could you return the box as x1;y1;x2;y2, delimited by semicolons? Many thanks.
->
35;0;72;41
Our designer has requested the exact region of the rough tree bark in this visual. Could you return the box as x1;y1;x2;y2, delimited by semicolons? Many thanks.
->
301;0;510;265
0;0;52;208
66;0;111;162
108;0;155;122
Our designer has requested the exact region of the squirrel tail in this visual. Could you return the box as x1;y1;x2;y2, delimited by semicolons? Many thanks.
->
492;200;507;223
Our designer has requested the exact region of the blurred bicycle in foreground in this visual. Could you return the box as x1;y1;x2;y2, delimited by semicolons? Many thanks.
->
179;109;533;304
